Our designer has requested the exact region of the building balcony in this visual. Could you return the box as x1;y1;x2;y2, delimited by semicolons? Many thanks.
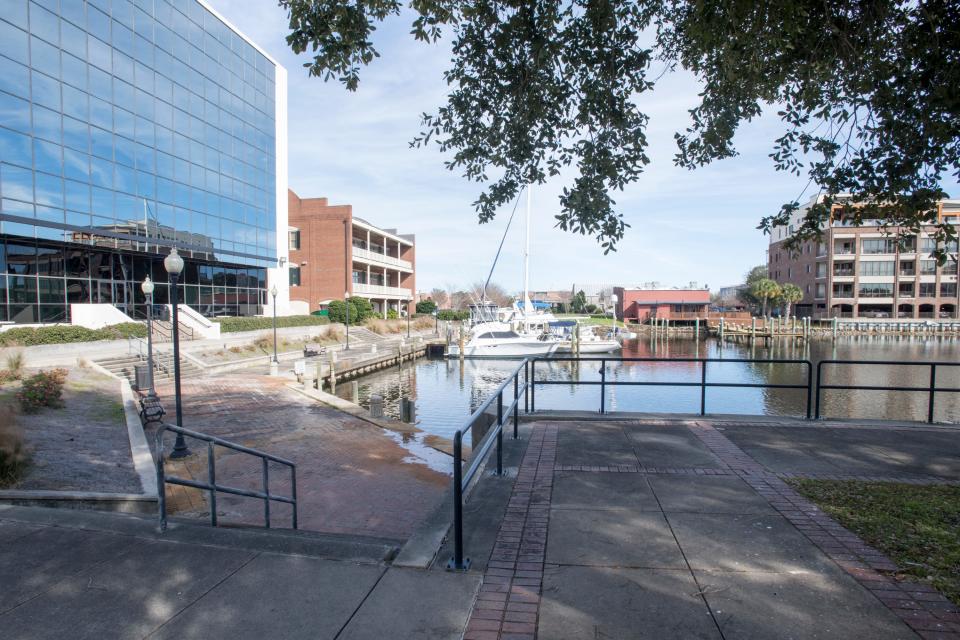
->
352;246;413;271
353;283;413;299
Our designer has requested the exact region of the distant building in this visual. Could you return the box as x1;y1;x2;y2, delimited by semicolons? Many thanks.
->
717;284;747;308
613;287;711;323
530;290;571;311
287;190;415;317
768;196;959;319
570;283;613;309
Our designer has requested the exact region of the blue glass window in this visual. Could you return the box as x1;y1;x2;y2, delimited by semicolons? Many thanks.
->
0;92;31;133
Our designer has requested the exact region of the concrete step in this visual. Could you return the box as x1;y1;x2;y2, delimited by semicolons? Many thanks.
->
0;505;398;563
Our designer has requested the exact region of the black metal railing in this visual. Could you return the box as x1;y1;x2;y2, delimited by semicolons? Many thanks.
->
156;424;297;532
815;360;960;423
530;357;815;419
447;358;528;571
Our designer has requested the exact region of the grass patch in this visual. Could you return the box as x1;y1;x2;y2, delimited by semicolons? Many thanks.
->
789;479;960;605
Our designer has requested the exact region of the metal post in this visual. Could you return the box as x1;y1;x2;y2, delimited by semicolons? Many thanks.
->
169;273;189;458
599;360;606;414
805;360;813;419
513;374;519;438
207;441;217;527
145;292;156;396
524;360;530;412
271;294;278;363
530;360;536;412
928;364;937;423
447;432;469;570
496;392;503;475
291;466;298;530
345;297;350;350
814;361;824;419
700;359;707;416
156;434;167;532
262;457;270;528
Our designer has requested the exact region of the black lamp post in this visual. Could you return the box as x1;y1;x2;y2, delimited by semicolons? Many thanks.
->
141;276;156;398
164;247;189;459
344;291;351;351
270;284;278;363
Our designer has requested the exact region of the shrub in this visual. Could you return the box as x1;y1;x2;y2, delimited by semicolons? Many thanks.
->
228;346;243;354
0;405;27;487
416;300;437;314
212;315;330;333
386;309;399;320
328;298;375;324
437;309;470;321
0;323;146;346
5;351;25;376
16;368;68;413
0;370;19;387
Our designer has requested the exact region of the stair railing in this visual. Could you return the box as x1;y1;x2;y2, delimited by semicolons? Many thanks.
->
156;423;298;531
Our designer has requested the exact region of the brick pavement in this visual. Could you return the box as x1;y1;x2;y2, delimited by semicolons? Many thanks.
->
152;374;449;541
464;424;557;640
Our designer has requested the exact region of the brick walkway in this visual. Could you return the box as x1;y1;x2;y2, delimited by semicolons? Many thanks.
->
152;374;449;541
461;419;959;639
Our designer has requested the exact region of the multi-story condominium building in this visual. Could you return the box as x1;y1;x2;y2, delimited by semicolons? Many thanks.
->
768;196;959;319
287;189;415;317
0;0;289;323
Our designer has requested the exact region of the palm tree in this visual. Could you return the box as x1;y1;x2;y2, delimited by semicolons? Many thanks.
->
779;283;804;318
751;278;781;317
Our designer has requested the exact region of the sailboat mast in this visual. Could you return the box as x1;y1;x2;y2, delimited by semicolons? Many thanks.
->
524;185;531;328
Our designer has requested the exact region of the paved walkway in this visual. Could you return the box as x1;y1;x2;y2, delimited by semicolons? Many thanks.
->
0;505;480;640
460;419;960;639
151;374;450;542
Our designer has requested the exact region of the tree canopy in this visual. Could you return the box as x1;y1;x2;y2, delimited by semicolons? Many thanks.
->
280;0;959;255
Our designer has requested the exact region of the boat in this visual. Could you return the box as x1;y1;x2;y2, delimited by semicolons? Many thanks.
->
554;326;622;353
456;321;560;358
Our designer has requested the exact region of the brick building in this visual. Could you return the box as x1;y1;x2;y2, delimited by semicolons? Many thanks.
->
768;196;959;319
287;190;415;317
613;287;711;323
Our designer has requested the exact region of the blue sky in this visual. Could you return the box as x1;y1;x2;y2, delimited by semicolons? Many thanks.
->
209;2;840;293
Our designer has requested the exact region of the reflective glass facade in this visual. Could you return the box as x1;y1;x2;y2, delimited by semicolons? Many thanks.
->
0;0;279;322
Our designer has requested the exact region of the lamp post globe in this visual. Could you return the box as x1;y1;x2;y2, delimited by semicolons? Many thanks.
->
164;248;188;458
141;277;156;398
270;285;279;363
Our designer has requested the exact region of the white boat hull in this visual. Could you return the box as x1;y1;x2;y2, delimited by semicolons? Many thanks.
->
464;341;559;358
556;340;621;353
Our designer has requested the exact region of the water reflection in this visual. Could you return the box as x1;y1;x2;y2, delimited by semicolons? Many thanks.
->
334;336;960;444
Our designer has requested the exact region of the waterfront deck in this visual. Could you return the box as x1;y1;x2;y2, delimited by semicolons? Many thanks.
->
447;416;960;639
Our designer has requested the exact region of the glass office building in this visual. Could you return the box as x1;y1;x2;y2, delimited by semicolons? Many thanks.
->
0;0;286;322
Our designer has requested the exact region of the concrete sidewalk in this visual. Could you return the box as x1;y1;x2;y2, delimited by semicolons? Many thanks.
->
0;505;479;640
457;419;959;639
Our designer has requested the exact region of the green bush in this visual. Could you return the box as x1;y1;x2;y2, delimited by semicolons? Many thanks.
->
16;368;68;413
327;298;375;324
386;309;399;319
212;315;330;333
416;300;437;314
0;323;147;346
0;405;27;487
437;309;470;321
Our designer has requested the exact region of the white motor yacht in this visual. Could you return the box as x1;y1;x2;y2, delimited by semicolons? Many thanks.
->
453;322;560;358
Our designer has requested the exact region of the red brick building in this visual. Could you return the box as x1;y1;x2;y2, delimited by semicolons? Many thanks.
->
287;189;415;316
613;287;711;323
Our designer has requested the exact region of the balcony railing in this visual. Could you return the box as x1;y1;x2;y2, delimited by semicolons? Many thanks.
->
353;282;412;298
352;246;413;270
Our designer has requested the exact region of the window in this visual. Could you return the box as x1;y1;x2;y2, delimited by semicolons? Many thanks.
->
859;261;895;277
858;283;893;298
861;238;896;254
898;282;914;297
816;262;827;277
921;237;937;253
815;283;825;299
805;264;811;273
288;229;300;250
919;282;937;297
833;262;855;277
942;283;958;298
288;265;300;287
899;261;915;276
833;283;854;298
920;260;937;275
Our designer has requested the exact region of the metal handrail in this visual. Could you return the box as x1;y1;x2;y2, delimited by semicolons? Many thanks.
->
530;357;814;419
448;358;529;571
156;423;297;532
815;360;960;423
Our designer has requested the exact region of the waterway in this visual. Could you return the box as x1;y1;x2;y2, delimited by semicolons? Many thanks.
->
333;336;960;446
